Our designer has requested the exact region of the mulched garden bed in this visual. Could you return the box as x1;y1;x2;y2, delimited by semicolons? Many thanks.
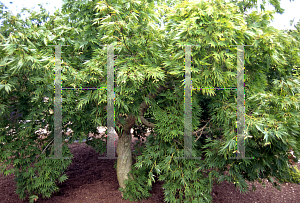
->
1;134;300;203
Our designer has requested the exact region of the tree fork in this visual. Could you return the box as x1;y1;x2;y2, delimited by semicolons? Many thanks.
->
116;82;172;196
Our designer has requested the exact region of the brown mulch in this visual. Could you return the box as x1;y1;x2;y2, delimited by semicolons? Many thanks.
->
1;132;300;203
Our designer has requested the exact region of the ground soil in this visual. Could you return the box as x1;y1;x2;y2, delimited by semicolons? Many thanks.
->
1;130;300;203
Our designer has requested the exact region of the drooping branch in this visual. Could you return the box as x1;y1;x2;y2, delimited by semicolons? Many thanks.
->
138;81;173;128
120;26;133;56
137;82;224;137
145;33;149;46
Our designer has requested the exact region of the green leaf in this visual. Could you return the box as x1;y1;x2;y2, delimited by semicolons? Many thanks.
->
58;174;68;183
29;195;38;203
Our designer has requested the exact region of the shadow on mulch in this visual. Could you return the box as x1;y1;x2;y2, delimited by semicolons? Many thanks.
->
1;142;300;203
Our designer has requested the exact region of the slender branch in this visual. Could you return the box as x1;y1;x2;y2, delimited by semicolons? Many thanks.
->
138;82;173;128
35;138;54;161
173;138;183;147
145;33;149;46
243;2;251;13
193;117;212;136
193;118;214;143
120;26;133;56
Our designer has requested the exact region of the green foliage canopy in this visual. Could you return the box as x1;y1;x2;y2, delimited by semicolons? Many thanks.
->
0;0;299;202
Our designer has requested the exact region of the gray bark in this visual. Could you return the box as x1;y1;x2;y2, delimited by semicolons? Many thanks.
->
116;114;135;196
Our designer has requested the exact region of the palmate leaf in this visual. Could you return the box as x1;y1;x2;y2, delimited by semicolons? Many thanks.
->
58;174;68;184
0;83;13;93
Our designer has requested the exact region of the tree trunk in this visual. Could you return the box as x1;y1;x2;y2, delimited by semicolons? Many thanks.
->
116;114;135;197
115;83;171;196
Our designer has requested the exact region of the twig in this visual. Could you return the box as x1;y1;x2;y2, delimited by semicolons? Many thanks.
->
193;118;212;142
120;26;133;56
173;138;183;146
35;138;54;161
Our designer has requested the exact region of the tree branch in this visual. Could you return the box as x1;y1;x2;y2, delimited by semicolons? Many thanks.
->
120;26;133;56
193;117;212;136
173;138;183;147
139;116;155;128
138;81;173;128
35;138;54;161
193;118;216;143
145;33;149;46
243;1;251;13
